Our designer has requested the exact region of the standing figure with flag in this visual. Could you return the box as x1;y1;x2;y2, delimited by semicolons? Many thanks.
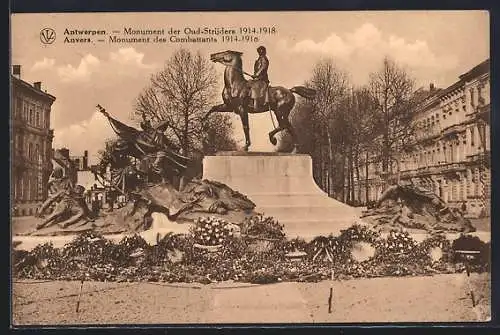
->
97;104;190;185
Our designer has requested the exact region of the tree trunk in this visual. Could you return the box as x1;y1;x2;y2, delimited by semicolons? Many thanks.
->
340;151;346;202
382;133;390;191
327;130;334;198
395;154;401;185
350;147;355;204
365;151;369;204
346;149;351;203
355;145;361;203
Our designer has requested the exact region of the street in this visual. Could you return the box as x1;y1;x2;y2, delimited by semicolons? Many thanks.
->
12;273;490;325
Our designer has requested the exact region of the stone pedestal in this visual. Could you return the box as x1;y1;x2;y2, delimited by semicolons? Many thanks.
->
202;152;363;240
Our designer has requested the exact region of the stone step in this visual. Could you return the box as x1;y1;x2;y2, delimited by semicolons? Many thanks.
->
254;205;359;220
249;193;354;207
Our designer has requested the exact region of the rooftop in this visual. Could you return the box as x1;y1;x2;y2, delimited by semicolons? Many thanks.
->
11;75;56;102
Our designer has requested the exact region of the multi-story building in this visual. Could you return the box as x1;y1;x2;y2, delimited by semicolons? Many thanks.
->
11;66;56;216
354;59;490;217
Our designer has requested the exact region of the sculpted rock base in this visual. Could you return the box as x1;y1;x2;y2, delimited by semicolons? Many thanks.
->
27;178;257;237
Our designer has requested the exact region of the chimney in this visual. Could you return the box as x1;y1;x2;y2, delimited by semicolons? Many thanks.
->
83;150;89;169
430;83;435;91
33;82;41;90
12;65;21;79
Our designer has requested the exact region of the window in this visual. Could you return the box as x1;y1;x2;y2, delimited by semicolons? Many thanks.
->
28;143;33;161
16;97;22;118
19;176;24;200
35;111;40;127
470;88;475;107
471;127;475;146
35;144;40;162
27;176;31;201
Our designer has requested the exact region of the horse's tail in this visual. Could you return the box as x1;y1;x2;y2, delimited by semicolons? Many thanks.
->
290;86;316;100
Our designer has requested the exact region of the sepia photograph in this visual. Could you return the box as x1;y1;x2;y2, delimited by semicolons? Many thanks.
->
10;11;491;325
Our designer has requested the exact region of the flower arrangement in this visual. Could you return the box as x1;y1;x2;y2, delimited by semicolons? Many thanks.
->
308;235;350;263
191;216;234;247
240;214;285;240
12;224;491;284
382;230;417;254
280;237;308;254
339;224;380;245
412;233;451;265
61;231;118;266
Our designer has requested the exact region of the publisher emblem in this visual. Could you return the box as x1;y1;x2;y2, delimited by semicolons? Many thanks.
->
40;28;56;44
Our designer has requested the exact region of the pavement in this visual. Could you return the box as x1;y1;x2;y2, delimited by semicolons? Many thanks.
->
12;273;490;324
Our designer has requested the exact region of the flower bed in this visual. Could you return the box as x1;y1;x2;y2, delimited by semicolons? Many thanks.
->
12;218;490;284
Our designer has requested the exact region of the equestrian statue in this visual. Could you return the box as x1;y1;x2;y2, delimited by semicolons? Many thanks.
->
203;46;316;153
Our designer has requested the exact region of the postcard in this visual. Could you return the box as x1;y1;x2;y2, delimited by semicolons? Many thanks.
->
11;11;491;325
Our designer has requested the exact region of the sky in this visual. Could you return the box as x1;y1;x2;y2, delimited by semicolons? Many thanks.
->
11;11;489;164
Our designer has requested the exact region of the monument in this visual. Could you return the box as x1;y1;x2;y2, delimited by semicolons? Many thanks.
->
202;49;362;240
203;152;363;240
20;47;362;244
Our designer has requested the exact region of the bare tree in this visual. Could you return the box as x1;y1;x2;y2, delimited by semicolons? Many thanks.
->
347;87;381;203
368;57;417;189
134;48;236;156
309;60;350;198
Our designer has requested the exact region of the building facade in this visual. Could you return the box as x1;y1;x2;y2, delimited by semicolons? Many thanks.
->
354;59;490;217
11;68;56;216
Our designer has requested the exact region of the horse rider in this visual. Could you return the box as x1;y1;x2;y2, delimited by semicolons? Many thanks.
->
251;46;270;111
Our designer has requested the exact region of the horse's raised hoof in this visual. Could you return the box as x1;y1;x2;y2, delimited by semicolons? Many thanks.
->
291;145;299;154
269;135;277;146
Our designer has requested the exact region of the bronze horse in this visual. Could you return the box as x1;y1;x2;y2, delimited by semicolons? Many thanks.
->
203;50;316;152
